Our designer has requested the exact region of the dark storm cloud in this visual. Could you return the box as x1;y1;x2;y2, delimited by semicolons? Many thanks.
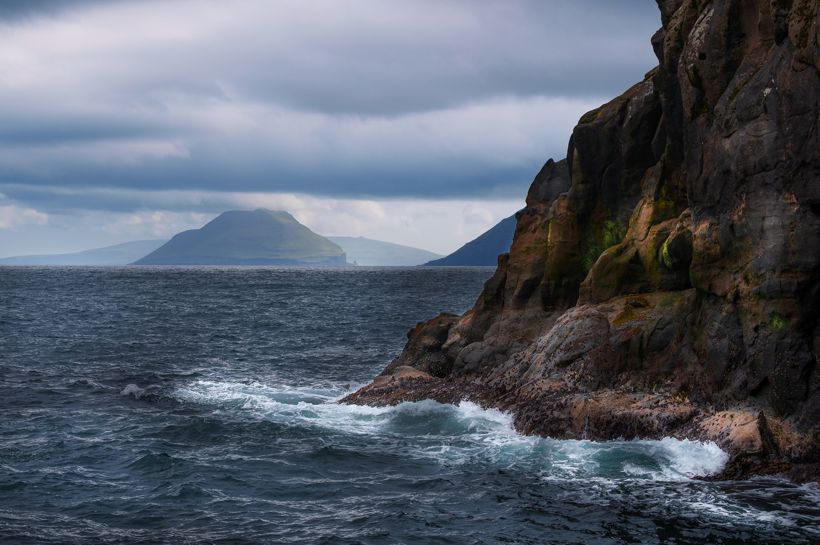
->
227;0;661;116
0;115;177;146
0;138;542;206
0;0;127;20
0;0;661;209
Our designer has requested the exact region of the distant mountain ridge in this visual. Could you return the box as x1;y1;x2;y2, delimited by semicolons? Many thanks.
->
0;239;167;266
425;215;517;266
328;236;441;266
135;209;347;266
2;211;505;267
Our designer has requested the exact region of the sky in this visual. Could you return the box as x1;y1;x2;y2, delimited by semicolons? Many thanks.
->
0;0;660;256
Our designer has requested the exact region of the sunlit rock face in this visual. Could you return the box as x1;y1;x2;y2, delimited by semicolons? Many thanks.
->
345;0;820;481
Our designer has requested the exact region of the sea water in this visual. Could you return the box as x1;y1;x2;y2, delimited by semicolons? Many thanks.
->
1;267;818;544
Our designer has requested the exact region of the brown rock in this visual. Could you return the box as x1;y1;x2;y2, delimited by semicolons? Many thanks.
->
345;0;820;481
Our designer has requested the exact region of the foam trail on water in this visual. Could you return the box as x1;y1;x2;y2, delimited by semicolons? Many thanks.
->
173;379;729;480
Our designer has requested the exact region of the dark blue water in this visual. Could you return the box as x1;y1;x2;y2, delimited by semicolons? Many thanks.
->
1;267;818;545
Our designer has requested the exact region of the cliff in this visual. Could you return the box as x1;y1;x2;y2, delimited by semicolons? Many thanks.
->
135;209;347;266
344;0;820;481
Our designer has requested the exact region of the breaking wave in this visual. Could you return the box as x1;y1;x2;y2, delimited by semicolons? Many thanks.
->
173;379;728;480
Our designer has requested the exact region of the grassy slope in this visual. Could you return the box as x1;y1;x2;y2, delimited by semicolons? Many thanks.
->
135;210;346;265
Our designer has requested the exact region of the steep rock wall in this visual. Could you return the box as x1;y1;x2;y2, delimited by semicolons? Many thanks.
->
345;0;820;480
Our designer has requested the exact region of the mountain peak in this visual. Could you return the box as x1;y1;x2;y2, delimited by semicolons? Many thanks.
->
425;215;518;266
256;208;297;220
135;209;346;266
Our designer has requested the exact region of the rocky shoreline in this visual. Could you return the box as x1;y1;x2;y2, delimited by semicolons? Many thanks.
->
344;0;819;481
342;366;817;481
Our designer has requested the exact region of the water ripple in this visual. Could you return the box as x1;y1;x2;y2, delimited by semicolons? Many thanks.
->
1;267;818;545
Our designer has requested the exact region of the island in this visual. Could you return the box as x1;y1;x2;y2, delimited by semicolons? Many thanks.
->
134;209;347;266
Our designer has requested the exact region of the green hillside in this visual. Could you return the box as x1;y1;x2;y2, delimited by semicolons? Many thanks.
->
135;209;347;265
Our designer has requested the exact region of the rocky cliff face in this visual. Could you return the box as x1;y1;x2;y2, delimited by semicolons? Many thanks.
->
344;0;820;480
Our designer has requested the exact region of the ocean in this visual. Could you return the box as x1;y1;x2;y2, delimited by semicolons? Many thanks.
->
1;267;818;544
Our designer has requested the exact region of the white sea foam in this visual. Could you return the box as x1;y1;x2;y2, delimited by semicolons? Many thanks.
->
120;383;144;397
121;383;163;400
649;437;729;478
173;379;729;480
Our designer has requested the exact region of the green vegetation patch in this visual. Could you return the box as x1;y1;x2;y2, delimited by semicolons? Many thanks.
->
582;218;627;272
769;312;788;333
612;302;650;327
653;197;677;223
660;238;674;269
658;291;685;308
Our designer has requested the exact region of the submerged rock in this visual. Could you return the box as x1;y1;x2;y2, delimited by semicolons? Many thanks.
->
344;0;820;481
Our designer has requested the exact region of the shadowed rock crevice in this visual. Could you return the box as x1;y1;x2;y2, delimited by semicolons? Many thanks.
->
344;0;819;481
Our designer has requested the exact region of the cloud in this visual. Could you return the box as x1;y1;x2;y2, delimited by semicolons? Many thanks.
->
0;195;48;229
0;96;597;200
0;1;661;255
0;1;659;198
1;1;659;112
0;190;521;256
0;1;143;21
102;210;209;238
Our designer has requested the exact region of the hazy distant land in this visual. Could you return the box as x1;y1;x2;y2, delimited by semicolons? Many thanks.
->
0;240;167;266
424;215;516;266
1;210;516;267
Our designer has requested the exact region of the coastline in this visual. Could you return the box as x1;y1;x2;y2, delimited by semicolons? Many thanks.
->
343;0;820;483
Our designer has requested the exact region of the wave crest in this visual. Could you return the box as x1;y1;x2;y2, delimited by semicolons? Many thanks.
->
173;379;728;480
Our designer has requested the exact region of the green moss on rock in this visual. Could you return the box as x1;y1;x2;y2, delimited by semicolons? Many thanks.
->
661;238;674;269
583;218;627;272
769;312;788;333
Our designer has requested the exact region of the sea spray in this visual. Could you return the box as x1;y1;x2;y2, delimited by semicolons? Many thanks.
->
173;379;729;480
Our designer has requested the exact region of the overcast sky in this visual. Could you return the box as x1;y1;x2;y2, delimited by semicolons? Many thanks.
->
0;0;660;256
